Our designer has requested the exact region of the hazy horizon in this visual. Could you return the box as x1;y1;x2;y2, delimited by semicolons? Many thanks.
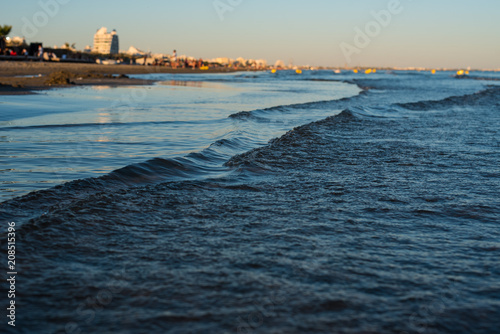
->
1;0;499;69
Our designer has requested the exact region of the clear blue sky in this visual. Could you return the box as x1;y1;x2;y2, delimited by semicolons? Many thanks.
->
1;0;499;69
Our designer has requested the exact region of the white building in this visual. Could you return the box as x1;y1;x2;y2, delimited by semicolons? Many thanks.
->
93;27;119;55
274;60;285;68
213;57;231;65
125;46;146;57
5;36;26;47
255;59;267;68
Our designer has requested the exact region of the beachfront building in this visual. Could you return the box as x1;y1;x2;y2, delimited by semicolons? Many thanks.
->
126;46;146;57
5;36;27;47
255;59;267;69
274;60;286;69
214;57;231;65
93;27;119;55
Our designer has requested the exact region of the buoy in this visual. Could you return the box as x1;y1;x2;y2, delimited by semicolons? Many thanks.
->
353;69;358;74
365;69;372;74
271;69;277;74
296;69;302;74
431;69;436;74
373;69;377;73
457;70;465;76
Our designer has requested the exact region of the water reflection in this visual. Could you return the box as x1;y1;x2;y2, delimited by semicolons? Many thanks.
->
91;85;113;91
97;112;112;124
160;80;233;90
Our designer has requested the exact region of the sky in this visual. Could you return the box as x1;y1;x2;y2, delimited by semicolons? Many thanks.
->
1;0;499;69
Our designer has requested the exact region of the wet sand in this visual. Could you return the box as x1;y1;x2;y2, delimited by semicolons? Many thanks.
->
0;61;239;95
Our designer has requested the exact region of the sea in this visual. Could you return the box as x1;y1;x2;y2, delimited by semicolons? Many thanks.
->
1;69;499;333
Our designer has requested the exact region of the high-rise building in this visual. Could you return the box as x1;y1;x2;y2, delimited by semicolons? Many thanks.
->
93;27;119;55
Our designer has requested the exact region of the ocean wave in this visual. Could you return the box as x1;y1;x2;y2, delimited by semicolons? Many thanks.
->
347;105;410;119
6;77;484;225
454;75;500;81
228;106;292;121
7;81;486;225
398;86;500;111
0;153;226;229
228;90;369;120
225;109;359;168
229;104;304;120
0;107;361;226
0;119;213;131
1;88;369;223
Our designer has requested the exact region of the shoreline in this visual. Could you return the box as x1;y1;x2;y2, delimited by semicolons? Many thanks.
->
0;61;246;95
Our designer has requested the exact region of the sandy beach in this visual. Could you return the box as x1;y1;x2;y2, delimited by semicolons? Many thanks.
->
0;61;239;95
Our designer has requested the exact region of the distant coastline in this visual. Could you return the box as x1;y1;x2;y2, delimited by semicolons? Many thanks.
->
1;61;497;96
0;61;246;95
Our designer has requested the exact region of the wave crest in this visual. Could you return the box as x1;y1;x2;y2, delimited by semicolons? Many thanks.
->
398;87;500;111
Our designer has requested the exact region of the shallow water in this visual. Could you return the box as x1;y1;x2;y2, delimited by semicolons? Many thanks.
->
0;71;358;201
1;70;499;333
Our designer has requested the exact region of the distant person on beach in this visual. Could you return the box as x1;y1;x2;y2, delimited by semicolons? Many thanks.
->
38;45;44;61
172;50;177;69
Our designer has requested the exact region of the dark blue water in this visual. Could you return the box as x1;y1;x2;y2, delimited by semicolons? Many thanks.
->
1;70;500;333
